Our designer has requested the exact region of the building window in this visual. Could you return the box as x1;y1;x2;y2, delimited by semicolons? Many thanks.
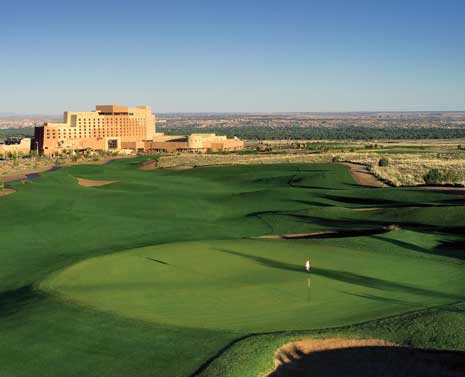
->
108;139;118;149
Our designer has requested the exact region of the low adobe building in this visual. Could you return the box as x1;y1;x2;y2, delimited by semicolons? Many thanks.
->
147;133;244;153
0;138;31;156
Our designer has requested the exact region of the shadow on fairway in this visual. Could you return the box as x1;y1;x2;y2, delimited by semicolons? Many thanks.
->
287;199;334;207
340;291;415;307
144;257;170;265
268;345;465;377
214;248;464;301
435;239;465;261
321;193;465;208
281;228;390;239
0;285;45;318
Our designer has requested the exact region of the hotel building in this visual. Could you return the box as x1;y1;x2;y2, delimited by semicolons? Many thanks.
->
35;105;244;155
35;105;155;154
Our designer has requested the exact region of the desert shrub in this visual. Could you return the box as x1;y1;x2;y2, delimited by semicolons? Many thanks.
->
424;169;444;185
378;158;389;167
442;170;463;184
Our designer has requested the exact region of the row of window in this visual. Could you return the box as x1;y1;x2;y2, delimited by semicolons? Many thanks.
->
46;132;145;139
77;118;145;123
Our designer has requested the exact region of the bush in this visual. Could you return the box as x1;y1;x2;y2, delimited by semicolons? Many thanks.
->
424;169;444;185
378;158;389;167
332;156;343;163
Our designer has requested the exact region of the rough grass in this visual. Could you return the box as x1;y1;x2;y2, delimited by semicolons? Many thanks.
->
157;147;465;187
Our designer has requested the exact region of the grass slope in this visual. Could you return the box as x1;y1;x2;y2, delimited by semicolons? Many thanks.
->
0;158;464;377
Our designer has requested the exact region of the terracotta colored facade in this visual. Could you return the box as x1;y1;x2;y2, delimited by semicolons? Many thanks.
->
35;105;155;155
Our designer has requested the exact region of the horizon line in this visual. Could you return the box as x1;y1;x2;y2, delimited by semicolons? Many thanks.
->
2;110;465;117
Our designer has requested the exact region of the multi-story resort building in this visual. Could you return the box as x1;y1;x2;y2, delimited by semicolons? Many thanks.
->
35;105;243;155
35;105;155;154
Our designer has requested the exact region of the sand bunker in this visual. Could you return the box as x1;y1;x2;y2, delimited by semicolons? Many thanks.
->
259;231;338;239
0;188;15;197
77;178;116;187
265;338;465;377
342;163;388;188
258;227;394;239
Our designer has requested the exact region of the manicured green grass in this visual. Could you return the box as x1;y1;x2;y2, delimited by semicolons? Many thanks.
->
1;158;464;377
42;235;465;333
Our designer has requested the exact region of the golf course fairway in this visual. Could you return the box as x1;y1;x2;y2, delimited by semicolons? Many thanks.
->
1;158;464;377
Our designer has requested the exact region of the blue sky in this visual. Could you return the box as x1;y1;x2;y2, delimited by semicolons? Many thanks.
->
1;0;464;113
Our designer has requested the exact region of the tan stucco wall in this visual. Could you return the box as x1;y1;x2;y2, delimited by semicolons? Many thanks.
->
0;138;31;155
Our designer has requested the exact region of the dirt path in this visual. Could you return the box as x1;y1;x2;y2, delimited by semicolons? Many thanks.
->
1;166;59;184
76;178;116;187
341;162;388;188
1;156;131;184
0;188;15;197
265;338;465;377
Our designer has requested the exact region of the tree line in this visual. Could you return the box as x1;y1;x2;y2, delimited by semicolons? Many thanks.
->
160;125;465;140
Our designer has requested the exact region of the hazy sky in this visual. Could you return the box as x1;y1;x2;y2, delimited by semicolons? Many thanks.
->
1;0;464;114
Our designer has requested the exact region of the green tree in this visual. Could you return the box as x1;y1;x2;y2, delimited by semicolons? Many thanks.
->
424;169;444;185
378;158;389;167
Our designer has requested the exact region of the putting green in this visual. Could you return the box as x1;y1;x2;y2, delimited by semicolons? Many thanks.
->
42;233;465;332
